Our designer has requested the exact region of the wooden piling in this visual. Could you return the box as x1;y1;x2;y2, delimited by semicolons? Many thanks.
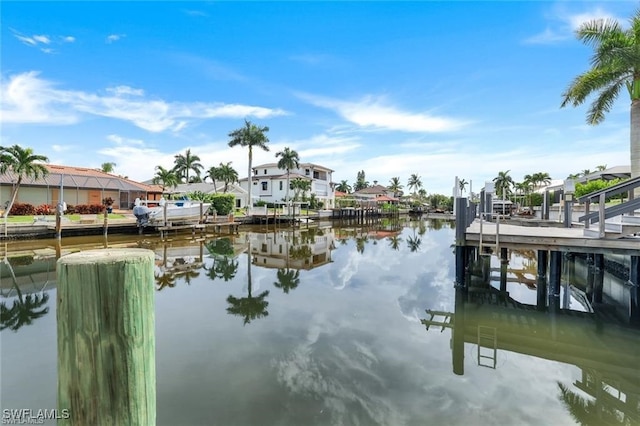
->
57;249;156;426
549;251;562;312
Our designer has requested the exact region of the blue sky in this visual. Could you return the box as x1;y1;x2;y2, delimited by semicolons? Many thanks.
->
1;1;636;194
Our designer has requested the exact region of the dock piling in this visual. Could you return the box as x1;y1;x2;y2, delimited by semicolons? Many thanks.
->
57;249;156;426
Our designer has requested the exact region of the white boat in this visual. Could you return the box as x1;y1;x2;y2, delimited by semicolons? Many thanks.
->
134;197;211;226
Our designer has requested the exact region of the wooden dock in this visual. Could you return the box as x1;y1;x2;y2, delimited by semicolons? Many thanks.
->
465;219;640;254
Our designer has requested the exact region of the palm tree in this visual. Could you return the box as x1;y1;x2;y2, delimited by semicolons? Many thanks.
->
205;165;221;193
458;179;468;194
214;256;239;282
228;120;270;210
291;178;311;201
566;173;581;180
560;11;640;183
596;164;608;171
217;162;239;193
273;268;301;294
336;180;352;193
353;170;369;191
581;169;593;177
0;145;49;219
155;272;177;291
532;172;552;189
172;149;204;183
407;173;422;197
100;162;117;173
493;170;514;214
388;177;403;197
152;165;179;193
275;147;300;203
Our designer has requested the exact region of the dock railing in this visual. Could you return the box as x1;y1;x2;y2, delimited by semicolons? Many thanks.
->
578;175;640;238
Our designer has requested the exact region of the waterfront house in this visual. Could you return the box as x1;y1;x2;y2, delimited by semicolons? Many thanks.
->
249;229;335;270
238;162;335;208
352;184;395;200
0;164;161;211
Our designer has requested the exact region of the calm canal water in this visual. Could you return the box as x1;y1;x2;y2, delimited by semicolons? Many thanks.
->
1;219;639;425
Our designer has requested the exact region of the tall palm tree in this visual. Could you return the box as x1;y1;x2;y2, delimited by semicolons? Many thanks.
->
152;165;179;193
172;149;204;183
407;173;422;197
336;180;352;193
596;164;607;171
275;147;300;203
407;235;422;252
0;145;49;219
581;169;593;177
217;162;239;193
100;162;117;173
493;170;513;214
560;11;640;183
228;120;270;210
566;173;581;180
388;177;403;197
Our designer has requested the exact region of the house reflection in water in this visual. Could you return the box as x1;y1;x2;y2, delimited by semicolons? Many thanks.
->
248;228;336;270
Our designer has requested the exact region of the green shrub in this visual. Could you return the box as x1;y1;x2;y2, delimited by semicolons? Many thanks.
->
209;194;235;215
575;178;625;201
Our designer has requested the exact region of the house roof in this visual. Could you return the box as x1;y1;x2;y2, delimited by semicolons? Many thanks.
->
0;164;158;192
353;185;390;195
334;190;347;197
172;182;247;194
578;165;630;183
252;162;335;173
375;195;399;202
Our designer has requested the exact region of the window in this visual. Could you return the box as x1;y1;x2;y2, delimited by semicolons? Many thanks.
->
261;182;268;191
264;169;267;174
305;169;310;175
253;181;258;185
254;170;258;175
279;181;283;190
313;171;319;179
236;199;241;208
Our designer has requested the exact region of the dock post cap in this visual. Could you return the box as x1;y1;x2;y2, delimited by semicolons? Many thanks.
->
57;248;155;265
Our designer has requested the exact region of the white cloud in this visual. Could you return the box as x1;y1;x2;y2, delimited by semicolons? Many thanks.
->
524;6;624;45
298;93;469;133
11;29;74;52
0;71;289;132
32;35;51;44
106;34;125;44
106;85;145;97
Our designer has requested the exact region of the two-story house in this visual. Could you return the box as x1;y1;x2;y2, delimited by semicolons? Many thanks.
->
238;162;335;208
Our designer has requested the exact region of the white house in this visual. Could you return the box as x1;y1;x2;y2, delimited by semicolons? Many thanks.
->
238;162;336;208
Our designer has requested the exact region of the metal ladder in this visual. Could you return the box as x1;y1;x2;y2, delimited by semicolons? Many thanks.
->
477;325;497;369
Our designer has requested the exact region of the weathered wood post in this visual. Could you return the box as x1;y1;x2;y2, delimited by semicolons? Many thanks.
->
57;249;156;426
103;208;109;238
452;287;465;376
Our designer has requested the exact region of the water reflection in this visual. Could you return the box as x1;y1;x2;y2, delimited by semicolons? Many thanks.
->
423;249;640;425
0;256;52;332
4;219;639;425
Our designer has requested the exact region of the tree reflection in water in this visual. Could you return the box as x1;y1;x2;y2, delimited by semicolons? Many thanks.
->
0;286;49;332
387;235;403;251
557;382;622;426
273;268;301;294
226;242;269;325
